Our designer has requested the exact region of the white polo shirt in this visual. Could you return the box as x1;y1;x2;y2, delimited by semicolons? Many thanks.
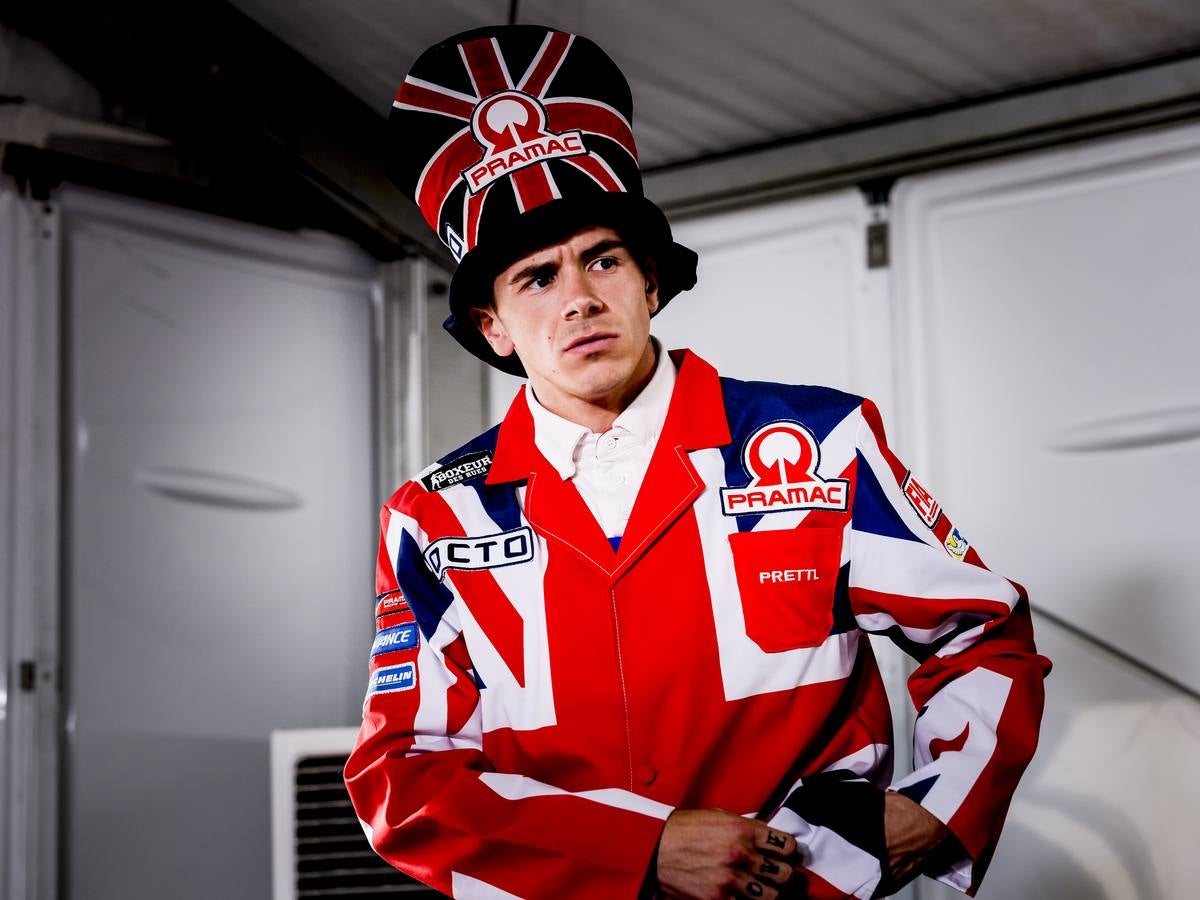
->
524;341;675;545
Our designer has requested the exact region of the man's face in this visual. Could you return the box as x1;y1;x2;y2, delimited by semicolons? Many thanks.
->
474;225;659;414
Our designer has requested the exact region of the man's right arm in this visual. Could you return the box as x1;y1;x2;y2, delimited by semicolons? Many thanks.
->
345;485;674;898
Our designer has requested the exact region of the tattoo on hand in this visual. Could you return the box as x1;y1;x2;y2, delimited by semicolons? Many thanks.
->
766;831;786;849
761;858;780;875
746;882;764;897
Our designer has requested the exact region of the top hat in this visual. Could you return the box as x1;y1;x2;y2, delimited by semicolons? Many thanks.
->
386;24;698;376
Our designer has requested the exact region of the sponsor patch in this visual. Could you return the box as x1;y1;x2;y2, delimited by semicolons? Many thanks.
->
721;421;849;516
424;526;534;581
371;622;419;657
463;91;587;194
421;451;493;492
374;590;408;618
902;473;941;528
369;662;416;694
944;527;969;561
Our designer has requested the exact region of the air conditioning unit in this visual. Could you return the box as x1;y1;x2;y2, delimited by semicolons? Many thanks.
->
270;727;441;899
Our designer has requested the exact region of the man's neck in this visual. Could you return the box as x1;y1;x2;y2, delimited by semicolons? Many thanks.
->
529;341;659;433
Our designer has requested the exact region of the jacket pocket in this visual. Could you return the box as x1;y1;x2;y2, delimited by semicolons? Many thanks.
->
728;526;843;652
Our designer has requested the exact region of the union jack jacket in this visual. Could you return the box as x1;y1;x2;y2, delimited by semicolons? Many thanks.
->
345;348;1051;899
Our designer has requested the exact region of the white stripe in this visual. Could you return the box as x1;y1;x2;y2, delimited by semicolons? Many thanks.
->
490;37;515;88
544;164;562;200
850;530;1018;606
768;807;881;899
478;771;673;820
516;31;555;91
855;609;990;647
892;667;1013;824
690;447;860;701
451;872;524;900
404;74;479;104
820;742;891;778
437;486;557;732
527;33;575;96
567;150;629;192
458;45;481;98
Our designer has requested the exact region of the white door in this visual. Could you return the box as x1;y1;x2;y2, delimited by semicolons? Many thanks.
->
63;188;377;900
892;123;1200;899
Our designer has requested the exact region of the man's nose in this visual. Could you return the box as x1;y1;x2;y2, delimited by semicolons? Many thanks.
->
560;265;603;319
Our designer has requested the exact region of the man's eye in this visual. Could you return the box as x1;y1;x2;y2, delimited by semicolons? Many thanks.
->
590;257;618;271
525;274;554;290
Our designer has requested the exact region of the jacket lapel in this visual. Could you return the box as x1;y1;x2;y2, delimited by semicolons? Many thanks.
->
611;350;731;582
488;386;617;577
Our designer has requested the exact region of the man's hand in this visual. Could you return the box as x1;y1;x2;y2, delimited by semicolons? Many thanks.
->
879;792;952;893
656;808;797;900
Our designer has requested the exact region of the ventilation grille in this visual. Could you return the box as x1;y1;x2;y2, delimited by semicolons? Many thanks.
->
294;753;441;897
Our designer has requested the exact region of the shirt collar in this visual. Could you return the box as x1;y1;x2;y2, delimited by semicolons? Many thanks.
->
525;338;677;480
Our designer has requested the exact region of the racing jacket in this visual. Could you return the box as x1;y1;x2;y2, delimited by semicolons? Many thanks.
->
345;348;1051;899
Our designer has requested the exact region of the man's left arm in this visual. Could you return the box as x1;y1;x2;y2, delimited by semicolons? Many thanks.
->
846;397;1053;896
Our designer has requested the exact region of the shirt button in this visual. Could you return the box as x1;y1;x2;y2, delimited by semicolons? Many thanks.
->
614;473;628;485
635;764;657;785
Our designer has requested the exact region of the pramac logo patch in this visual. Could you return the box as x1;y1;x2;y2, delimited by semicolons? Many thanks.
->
463;91;586;194
721;421;849;516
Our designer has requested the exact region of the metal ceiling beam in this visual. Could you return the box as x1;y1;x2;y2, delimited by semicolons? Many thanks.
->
645;51;1200;218
1;0;450;264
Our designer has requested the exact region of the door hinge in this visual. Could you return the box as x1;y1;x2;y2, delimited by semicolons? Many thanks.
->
866;221;889;269
19;660;37;692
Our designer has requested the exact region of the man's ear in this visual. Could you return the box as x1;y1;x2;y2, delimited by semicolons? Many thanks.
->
469;305;516;358
643;261;660;315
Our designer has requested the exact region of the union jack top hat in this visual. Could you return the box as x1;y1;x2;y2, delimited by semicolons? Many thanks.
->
388;24;698;376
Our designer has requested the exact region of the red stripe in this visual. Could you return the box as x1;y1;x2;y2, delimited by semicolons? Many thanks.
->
545;99;637;160
461;38;510;97
564;154;621;192
376;507;401;595
521;31;572;96
415;130;481;232
510;163;556;213
394;81;475;120
860;398;908;486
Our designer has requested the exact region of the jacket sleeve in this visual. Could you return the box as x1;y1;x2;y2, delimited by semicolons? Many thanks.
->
344;483;672;899
845;398;1052;896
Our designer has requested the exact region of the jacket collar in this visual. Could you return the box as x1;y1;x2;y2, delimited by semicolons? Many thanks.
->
486;348;731;580
487;347;730;485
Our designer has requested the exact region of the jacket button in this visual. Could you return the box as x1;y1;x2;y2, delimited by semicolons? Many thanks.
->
635;764;657;785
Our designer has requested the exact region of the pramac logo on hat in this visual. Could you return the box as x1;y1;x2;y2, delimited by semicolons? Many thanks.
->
721;421;850;515
465;91;586;193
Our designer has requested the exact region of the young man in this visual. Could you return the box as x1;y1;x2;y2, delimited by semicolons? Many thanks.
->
346;25;1051;900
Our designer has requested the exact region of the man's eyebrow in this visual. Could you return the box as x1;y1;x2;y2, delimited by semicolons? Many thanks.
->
507;259;557;286
581;238;626;260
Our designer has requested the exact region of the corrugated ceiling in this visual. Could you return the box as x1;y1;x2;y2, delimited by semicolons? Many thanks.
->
228;0;1200;169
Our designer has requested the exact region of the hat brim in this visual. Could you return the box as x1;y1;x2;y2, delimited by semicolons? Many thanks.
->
443;193;698;377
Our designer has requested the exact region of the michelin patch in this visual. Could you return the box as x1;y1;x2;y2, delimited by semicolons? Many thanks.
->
369;662;416;694
421;451;493;492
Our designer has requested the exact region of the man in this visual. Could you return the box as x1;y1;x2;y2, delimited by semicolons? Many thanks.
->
345;24;1050;900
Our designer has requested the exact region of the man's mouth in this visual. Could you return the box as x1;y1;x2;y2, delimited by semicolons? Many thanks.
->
564;332;618;353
